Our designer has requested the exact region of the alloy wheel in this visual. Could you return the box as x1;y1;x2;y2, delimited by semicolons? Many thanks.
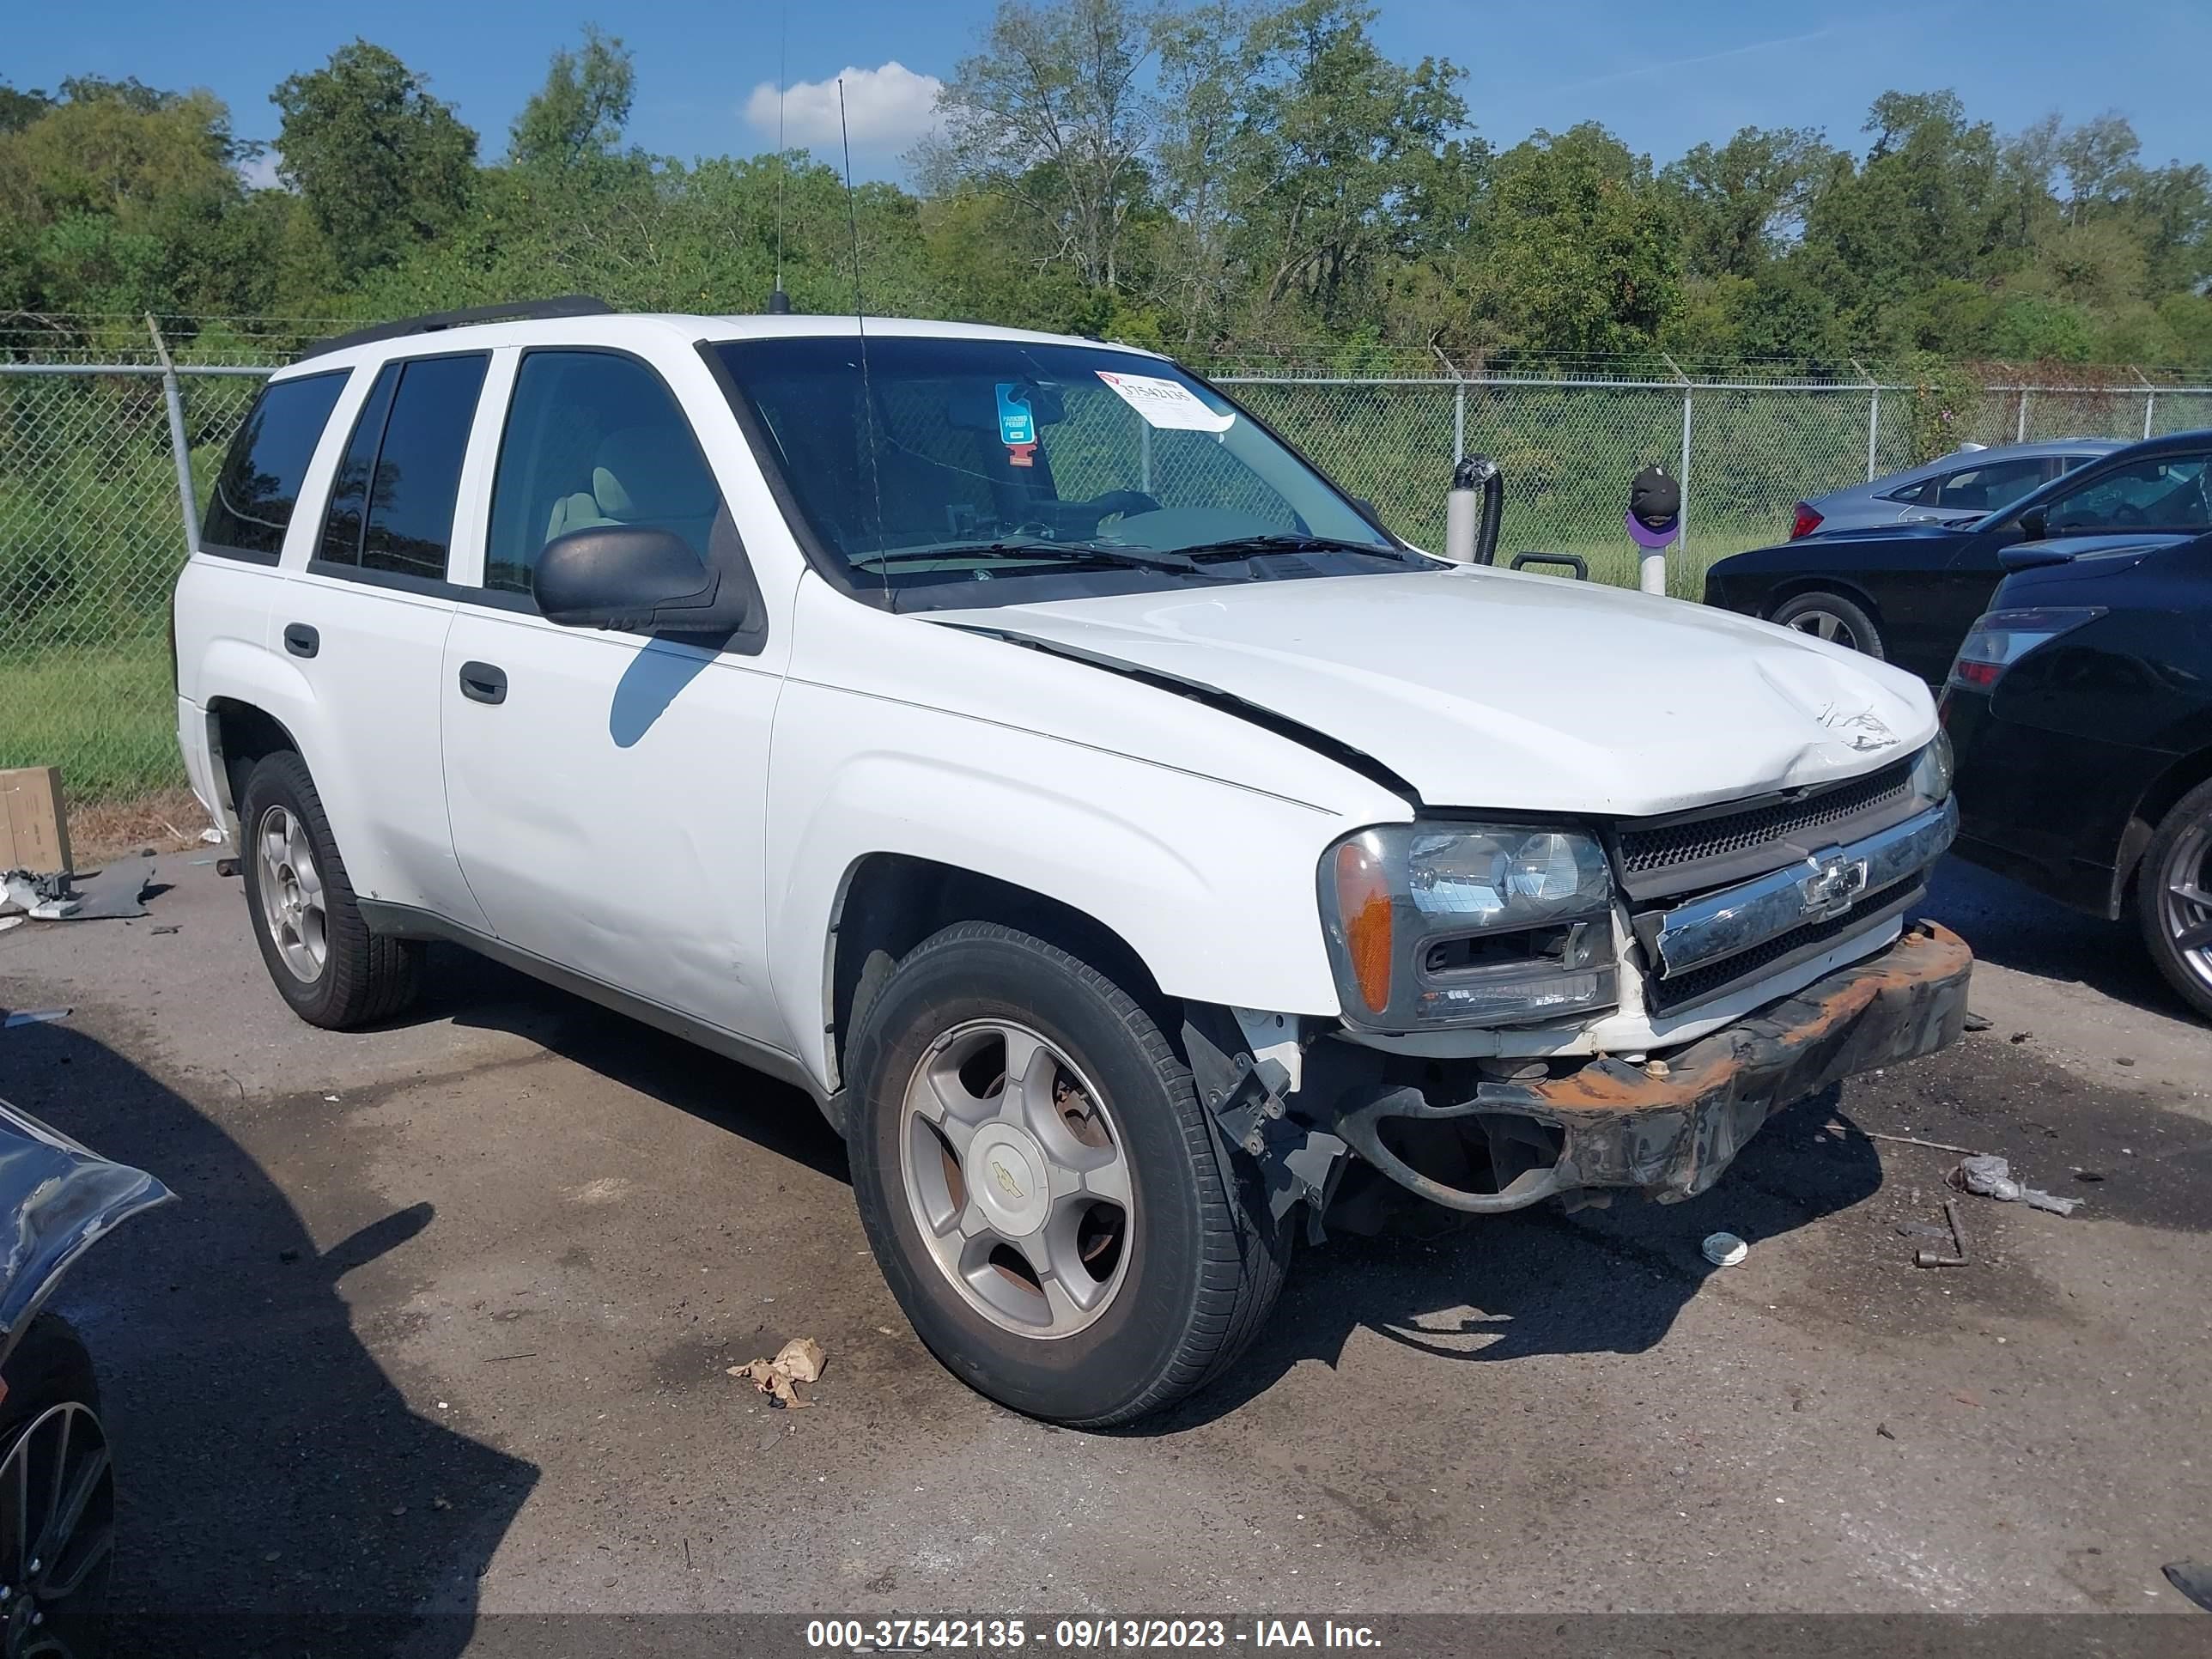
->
2157;814;2212;1002
255;804;327;982
899;1019;1134;1338
0;1401;113;1659
1784;608;1863;650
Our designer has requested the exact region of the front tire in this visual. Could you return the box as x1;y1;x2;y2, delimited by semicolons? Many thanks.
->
1771;589;1885;659
846;923;1288;1426
2137;777;2212;1022
239;750;422;1030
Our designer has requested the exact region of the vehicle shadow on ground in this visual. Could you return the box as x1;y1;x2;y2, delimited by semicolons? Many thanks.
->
1927;857;2194;1022
0;1018;538;1657
413;945;850;1182
1149;1086;1884;1432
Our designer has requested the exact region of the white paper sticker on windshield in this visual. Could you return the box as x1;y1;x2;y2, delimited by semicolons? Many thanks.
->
1095;370;1237;433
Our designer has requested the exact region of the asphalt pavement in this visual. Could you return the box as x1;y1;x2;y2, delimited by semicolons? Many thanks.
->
1;853;2207;1647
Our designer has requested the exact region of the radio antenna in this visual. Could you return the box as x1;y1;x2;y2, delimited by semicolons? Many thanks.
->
769;9;791;313
840;79;888;601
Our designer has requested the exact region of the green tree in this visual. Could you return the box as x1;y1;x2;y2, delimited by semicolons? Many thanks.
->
510;25;635;173
1662;126;1835;279
272;41;477;280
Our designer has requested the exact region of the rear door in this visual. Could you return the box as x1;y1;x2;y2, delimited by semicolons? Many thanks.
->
439;345;790;1045
270;351;492;928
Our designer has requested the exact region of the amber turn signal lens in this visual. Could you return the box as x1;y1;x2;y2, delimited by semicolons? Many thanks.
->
1333;839;1394;1016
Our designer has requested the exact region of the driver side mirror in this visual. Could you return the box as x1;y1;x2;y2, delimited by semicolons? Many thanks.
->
533;526;750;635
2016;505;2049;541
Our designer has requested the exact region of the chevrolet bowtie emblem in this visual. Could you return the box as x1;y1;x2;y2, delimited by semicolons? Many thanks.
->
1799;849;1871;921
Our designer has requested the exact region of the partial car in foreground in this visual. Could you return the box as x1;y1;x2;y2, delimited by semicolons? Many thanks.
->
1707;431;2212;682
1784;438;2118;541
0;1097;170;1654
1941;528;2212;1019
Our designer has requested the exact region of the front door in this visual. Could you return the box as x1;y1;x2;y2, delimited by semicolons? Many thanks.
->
440;346;789;1046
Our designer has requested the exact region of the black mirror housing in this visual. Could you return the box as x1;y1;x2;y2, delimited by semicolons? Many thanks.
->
2017;505;2049;541
532;526;748;635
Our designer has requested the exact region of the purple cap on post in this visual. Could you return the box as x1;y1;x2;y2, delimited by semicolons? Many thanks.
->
1626;508;1678;549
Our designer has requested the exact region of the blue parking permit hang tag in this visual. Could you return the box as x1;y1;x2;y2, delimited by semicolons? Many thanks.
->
994;384;1036;447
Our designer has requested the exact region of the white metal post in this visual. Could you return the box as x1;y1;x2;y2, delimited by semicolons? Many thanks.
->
1853;359;1879;481
2145;392;2156;440
1139;422;1152;492
2016;390;2029;442
1454;381;1466;460
145;314;199;552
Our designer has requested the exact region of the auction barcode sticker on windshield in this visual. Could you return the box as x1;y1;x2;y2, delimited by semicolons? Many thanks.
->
1095;371;1237;433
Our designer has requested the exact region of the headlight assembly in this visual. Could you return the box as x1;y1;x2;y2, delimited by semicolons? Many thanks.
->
1910;730;1954;804
1319;823;1617;1030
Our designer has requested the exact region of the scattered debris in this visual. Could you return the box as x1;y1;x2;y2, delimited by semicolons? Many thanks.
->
1951;1154;2081;1216
2008;1031;2032;1044
2071;1168;2106;1183
0;916;21;935
3;1008;70;1029
1864;1130;1983;1155
2116;1056;2136;1067
3;865;155;921
1960;1011;1993;1032
200;827;225;844
1700;1231;1748;1267
1895;1219;1952;1242
150;923;180;936
1913;1200;1969;1268
728;1337;828;1408
2165;1561;2212;1614
1875;1423;1896;1441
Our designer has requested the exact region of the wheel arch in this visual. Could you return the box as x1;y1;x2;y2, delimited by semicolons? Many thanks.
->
204;696;307;838
1763;574;1887;632
823;853;1170;1102
2114;743;2212;912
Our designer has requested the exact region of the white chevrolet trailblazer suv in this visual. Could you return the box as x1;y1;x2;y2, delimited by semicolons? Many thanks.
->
173;301;1971;1425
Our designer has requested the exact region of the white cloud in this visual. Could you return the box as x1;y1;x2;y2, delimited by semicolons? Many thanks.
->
743;61;945;158
237;149;283;191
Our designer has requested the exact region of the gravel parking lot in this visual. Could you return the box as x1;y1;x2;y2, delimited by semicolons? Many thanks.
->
2;854;2208;1648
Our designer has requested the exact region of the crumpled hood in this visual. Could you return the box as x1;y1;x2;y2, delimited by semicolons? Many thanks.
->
930;568;1938;817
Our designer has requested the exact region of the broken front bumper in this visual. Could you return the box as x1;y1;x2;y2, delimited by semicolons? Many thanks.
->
1328;920;1972;1212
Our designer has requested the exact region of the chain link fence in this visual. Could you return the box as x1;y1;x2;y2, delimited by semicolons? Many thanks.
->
3;331;2209;805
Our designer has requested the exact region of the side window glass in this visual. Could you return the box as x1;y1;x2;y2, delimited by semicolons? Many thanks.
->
362;356;489;578
2049;455;2212;532
1936;459;2044;514
319;365;398;566
201;371;350;557
316;354;489;579
486;351;726;596
1887;478;1933;505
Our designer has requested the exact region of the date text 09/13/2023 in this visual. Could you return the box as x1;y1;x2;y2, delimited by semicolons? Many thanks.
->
805;1618;1384;1650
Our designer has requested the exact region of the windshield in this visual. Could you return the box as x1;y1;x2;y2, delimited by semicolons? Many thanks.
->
713;336;1411;602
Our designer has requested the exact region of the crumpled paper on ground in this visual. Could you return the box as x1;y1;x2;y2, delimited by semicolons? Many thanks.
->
1951;1153;2079;1216
728;1337;826;1408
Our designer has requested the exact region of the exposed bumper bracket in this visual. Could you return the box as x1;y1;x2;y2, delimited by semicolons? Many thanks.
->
1325;920;1973;1213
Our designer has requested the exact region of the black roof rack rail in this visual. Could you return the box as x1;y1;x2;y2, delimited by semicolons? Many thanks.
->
299;296;615;361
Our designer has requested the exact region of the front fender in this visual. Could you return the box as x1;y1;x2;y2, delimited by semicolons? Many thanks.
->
764;683;1371;1091
0;1099;172;1370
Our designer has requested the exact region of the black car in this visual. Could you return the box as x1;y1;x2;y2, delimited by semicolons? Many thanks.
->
1706;430;2212;684
1939;528;2212;1019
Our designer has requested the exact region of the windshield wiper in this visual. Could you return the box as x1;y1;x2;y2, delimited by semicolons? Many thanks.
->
854;539;1200;574
1178;532;1424;565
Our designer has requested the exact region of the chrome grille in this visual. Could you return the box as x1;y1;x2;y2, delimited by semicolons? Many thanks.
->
1644;876;1922;1014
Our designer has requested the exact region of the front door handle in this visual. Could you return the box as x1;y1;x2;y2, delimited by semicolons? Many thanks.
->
458;661;507;705
283;623;319;659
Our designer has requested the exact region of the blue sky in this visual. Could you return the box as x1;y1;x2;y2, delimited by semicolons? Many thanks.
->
10;0;2208;183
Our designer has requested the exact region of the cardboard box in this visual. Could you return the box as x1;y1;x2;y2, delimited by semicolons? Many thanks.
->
0;768;72;875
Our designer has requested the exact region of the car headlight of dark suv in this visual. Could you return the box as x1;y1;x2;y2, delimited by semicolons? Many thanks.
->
1319;823;1617;1030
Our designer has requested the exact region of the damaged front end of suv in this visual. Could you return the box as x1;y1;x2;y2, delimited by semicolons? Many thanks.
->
1186;735;1970;1233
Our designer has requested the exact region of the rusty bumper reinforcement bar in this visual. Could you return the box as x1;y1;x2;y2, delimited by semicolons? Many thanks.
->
1328;920;1973;1213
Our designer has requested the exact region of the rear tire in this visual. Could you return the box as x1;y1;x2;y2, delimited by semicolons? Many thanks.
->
846;922;1288;1426
2136;777;2212;1022
239;750;422;1030
1771;590;1885;659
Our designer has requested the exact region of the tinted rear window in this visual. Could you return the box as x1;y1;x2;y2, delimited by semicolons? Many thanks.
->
200;371;350;558
316;354;489;580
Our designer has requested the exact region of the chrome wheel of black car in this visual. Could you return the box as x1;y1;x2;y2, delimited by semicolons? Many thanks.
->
1769;590;1886;661
0;1401;112;1659
2156;817;2212;1000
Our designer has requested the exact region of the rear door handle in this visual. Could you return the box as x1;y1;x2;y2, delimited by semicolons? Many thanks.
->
458;661;507;705
283;623;319;659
